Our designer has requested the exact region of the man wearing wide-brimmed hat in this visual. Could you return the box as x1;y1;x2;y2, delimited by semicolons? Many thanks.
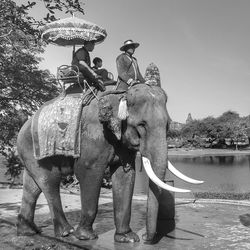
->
116;39;145;90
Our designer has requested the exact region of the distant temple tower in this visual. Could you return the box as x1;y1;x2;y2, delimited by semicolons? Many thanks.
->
186;113;193;124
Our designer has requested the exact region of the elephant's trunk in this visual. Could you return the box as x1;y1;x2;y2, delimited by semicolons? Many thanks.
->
141;144;204;241
141;135;169;242
140;125;205;241
144;179;162;241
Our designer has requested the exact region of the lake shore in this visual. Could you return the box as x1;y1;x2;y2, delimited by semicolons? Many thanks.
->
168;148;250;157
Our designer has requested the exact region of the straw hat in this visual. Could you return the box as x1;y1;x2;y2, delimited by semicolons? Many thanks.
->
120;39;140;51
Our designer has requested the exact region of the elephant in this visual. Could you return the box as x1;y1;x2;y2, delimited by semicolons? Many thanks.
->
16;82;203;243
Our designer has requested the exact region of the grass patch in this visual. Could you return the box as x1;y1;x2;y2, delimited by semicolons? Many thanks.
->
194;192;250;200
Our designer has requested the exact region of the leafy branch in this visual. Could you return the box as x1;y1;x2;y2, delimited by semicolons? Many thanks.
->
0;0;86;180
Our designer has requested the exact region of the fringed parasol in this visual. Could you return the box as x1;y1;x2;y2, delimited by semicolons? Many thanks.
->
41;16;107;46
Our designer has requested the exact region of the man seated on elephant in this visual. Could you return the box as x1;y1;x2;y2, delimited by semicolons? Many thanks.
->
71;40;106;91
116;39;145;91
92;57;115;85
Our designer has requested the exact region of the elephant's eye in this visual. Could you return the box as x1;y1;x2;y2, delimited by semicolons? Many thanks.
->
138;121;146;127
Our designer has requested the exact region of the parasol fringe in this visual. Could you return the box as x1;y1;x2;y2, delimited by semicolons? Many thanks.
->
41;16;107;46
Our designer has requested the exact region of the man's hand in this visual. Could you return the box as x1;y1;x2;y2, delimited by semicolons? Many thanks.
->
95;75;103;80
93;74;106;91
96;79;106;92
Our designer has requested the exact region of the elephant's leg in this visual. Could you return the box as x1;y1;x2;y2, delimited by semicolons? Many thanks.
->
17;169;42;236
36;162;74;237
74;165;104;240
112;165;140;243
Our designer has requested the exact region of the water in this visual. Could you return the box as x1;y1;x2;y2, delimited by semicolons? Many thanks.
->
134;154;250;195
2;154;250;195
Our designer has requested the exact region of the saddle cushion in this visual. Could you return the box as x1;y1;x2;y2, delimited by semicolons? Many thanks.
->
31;93;84;160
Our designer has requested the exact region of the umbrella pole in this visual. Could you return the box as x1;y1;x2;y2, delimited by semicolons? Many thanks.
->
72;45;75;60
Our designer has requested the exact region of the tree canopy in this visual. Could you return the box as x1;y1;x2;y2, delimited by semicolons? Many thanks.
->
168;111;250;149
0;0;85;179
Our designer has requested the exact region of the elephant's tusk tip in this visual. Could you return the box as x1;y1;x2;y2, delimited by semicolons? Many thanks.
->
168;161;205;185
142;157;192;193
182;189;191;193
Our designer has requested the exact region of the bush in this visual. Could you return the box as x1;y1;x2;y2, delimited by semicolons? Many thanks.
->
194;192;250;200
1;145;23;183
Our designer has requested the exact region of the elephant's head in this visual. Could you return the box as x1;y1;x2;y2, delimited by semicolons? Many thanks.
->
99;84;203;241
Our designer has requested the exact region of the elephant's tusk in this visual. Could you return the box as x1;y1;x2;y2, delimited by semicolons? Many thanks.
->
142;157;190;193
168;161;204;184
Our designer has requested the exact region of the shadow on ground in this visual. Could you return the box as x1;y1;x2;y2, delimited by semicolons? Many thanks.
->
0;202;45;213
1;199;250;249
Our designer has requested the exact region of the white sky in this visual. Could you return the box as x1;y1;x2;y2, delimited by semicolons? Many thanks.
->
18;0;250;123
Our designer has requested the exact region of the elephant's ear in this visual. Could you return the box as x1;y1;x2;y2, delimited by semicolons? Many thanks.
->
98;94;125;140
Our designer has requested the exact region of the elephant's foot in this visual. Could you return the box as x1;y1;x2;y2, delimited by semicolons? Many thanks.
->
114;230;140;243
142;232;155;242
74;226;98;240
54;220;74;237
17;214;42;236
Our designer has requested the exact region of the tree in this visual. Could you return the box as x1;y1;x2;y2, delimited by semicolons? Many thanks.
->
246;127;250;143
218;111;240;123
0;0;85;180
178;111;250;149
229;118;250;150
216;111;244;149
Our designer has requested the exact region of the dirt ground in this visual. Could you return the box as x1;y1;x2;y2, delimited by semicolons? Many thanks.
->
0;188;115;250
2;188;250;250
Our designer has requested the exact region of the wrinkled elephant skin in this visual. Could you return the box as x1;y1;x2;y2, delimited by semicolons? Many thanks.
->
16;84;199;243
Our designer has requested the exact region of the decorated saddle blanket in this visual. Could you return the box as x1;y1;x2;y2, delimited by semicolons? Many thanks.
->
31;93;84;160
